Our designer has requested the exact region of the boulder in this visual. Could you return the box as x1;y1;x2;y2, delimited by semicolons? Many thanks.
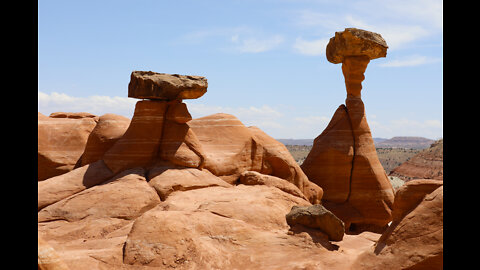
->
38;160;115;210
38;115;97;181
352;186;443;270
147;166;231;200
326;28;388;64
128;71;208;100
80;113;130;166
285;204;345;241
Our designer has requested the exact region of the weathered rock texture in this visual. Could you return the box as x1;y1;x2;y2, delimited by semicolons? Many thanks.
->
38;114;98;181
352;185;443;270
188;113;323;204
128;71;208;100
301;28;394;231
390;139;443;181
80;113;130;166
391;179;443;222
38;236;70;270
286;204;345;241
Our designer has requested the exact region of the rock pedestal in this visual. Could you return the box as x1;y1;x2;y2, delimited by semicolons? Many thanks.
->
102;71;208;174
301;28;394;231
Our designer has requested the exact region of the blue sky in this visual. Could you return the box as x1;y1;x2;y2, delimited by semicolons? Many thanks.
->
38;0;443;140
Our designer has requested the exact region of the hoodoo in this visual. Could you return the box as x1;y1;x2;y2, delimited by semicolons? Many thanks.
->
301;28;395;232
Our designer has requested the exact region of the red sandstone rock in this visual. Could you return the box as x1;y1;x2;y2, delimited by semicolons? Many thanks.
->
301;28;394;231
391;179;443;223
80;113;130;166
346;97;394;228
353;186;443;270
38;115;98;181
38;167;160;222
159;101;206;169
148;166;231;200
102;100;168;173
301;99;394;229
38;236;70;270
239;170;308;201
301;104;354;203
38;217;134;270
38;160;115;210
188;113;323;204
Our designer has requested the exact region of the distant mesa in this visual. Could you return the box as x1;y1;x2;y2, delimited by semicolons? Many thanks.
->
389;139;443;181
128;71;208;100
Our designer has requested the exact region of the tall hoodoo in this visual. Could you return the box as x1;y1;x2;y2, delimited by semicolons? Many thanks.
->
301;28;394;232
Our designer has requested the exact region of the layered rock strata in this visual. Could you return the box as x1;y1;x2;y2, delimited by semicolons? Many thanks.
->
389;139;443;181
301;28;394;231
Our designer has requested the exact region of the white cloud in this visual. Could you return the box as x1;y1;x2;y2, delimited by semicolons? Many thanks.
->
38;91;136;118
293;37;330;56
233;35;285;53
379;55;441;67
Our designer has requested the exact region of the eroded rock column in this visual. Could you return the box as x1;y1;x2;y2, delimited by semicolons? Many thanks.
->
302;28;395;231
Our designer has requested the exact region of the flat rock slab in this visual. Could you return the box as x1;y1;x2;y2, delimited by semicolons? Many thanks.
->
128;71;208;100
286;204;345;241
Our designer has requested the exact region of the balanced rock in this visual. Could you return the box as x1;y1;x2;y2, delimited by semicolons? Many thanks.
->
326;28;388;64
285;204;345;241
301;28;394;231
128;71;208;100
38;114;98;181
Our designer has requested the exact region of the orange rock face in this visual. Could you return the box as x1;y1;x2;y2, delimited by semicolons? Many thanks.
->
38;114;98;181
390;179;443;223
353;186;443;270
188;113;323;204
102;100;169;173
301;98;394;229
80;113;130;166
